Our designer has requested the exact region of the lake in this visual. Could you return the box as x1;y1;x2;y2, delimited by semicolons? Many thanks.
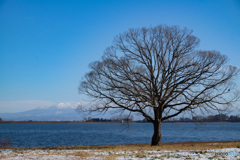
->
0;122;240;147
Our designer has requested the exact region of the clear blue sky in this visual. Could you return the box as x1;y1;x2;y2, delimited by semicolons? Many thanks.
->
0;0;240;112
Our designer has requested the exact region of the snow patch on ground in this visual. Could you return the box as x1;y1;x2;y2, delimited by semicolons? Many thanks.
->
1;148;240;159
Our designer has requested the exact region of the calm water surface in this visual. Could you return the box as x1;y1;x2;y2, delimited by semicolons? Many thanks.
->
0;122;239;147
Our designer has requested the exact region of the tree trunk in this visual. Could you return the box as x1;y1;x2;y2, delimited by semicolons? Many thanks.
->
151;120;161;145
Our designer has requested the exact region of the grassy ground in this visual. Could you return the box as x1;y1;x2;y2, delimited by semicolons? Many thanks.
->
1;141;240;159
1;141;240;151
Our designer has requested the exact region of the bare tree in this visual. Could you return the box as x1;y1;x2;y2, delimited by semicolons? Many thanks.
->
79;25;239;145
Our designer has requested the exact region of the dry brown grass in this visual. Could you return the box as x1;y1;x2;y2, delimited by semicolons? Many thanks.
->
73;151;92;158
1;141;240;151
77;141;240;151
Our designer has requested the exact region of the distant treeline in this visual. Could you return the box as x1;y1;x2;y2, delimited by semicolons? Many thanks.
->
165;114;240;122
82;116;135;123
83;114;240;123
1;114;240;123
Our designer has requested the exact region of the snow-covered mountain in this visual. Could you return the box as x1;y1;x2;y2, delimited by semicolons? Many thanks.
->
0;105;86;121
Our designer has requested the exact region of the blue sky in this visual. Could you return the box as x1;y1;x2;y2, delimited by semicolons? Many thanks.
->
0;0;240;113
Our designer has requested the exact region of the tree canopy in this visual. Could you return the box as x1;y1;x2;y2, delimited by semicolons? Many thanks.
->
79;25;239;145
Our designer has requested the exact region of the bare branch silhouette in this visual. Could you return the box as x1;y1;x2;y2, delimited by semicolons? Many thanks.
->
79;25;239;145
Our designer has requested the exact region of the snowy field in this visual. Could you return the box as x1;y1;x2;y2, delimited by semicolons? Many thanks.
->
1;148;240;159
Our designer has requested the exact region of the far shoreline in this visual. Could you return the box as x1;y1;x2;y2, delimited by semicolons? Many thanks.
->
1;120;240;124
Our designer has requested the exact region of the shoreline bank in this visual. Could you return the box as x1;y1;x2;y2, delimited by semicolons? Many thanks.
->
1;141;240;159
1;141;240;150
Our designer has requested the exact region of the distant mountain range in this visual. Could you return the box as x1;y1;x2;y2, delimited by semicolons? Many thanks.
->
0;106;87;121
